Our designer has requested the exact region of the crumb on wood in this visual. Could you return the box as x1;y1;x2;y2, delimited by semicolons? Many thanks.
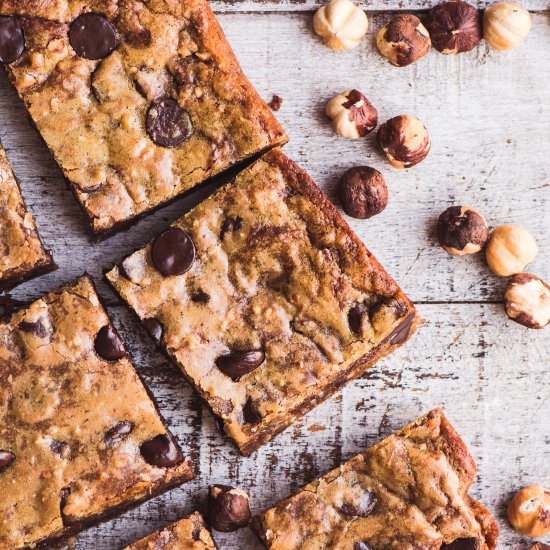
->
268;94;283;111
308;424;327;432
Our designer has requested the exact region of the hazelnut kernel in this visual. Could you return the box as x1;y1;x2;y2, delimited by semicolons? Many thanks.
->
313;0;368;52
437;206;489;256
377;114;431;169
208;484;251;532
338;166;388;219
507;485;550;537
483;2;531;51
504;273;550;329
325;89;378;139
376;14;431;67
485;225;537;277
424;1;482;54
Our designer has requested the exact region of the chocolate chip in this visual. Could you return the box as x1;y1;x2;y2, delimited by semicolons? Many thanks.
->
242;398;261;425
94;325;126;361
0;450;15;472
0;16;24;64
354;543;372;550
69;13;118;60
442;538;480;550
146;98;193;147
104;421;134;447
339;491;377;517
220;216;243;239
140;433;183;468
18;319;47;338
216;351;265;380
143;318;163;344
348;304;367;335
388;312;415;346
50;440;70;459
191;290;210;303
152;227;196;277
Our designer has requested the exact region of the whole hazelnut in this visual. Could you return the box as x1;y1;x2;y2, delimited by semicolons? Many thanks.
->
504;273;550;329
313;0;368;51
424;1;482;54
208;484;251;532
338;166;388;219
377;114;431;169
376;14;431;67
325;90;378;139
507;485;550;538
437;206;489;255
483;2;531;51
485;225;538;277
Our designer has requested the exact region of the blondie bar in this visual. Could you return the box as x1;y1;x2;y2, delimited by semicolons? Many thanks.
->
123;512;217;549
107;149;417;455
253;409;499;550
0;276;194;549
0;142;54;289
0;1;287;236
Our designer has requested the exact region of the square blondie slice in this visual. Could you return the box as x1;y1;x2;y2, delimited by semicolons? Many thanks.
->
0;0;287;236
107;149;417;455
0;276;195;549
0;142;54;289
252;409;499;550
123;511;217;549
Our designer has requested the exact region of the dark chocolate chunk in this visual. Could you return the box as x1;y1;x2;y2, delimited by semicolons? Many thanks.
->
0;450;15;472
152;227;196;276
242;398;261;425
442;538;480;550
0;16;24;64
388;312;415;346
140;434;183;468
69;13;118;60
143;318;163;344
18;319;47;338
50;440;70;459
339;491;377;517
348;304;367;335
104;421;134;447
94;325;126;361
191;290;210;303
146;98;193;147
216;351;265;380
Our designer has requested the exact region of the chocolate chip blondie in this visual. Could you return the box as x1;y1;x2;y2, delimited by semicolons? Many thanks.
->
0;142;54;289
106;148;417;455
0;276;194;549
123;512;217;549
252;408;499;550
0;1;287;237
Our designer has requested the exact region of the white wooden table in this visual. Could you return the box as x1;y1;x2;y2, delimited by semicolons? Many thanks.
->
1;1;549;548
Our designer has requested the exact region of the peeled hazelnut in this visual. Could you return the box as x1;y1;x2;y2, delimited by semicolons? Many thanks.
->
437;206;489;256
504;273;550;329
338;166;388;219
485;225;537;277
376;14;431;67
377;114;430;169
325;90;378;139
483;2;531;51
425;1;482;54
313;0;368;52
507;485;550;538
208;484;251;532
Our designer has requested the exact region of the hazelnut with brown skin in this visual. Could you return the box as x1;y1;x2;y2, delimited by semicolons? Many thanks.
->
530;544;550;550
338;166;388;219
507;485;550;538
377;114;431;169
437;206;489;256
485;225;538;277
325;90;378;139
504;273;550;329
208;484;251;532
376;14;431;67
424;1;482;54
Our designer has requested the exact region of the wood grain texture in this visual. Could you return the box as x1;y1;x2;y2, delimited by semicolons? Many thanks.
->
0;7;548;550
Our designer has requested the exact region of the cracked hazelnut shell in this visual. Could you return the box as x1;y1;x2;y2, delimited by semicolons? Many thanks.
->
208;484;251;532
377;114;431;169
376;14;431;67
504;273;550;329
338;166;388;219
437;206;489;255
485;225;537;277
508;485;550;537
483;2;531;51
325;89;378;139
425;1;482;54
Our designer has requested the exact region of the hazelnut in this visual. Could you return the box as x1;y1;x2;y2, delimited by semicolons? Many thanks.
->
208;484;251;532
338;166;388;219
504;273;550;329
377;114;431;169
485;225;538;277
507;485;550;538
313;0;368;52
530;544;550;550
437;206;489;256
376;14;431;67
483;2;531;51
424;1;482;54
325;90;378;139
